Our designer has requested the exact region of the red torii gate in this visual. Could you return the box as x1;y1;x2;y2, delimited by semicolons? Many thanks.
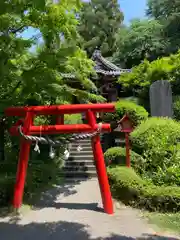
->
5;103;115;214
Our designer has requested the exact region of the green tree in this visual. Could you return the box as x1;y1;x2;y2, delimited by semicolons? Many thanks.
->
118;51;180;110
0;0;105;162
147;0;180;54
113;19;167;68
0;0;104;112
78;0;123;57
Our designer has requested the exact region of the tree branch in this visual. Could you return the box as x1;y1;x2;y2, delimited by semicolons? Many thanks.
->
9;25;26;34
1;80;22;100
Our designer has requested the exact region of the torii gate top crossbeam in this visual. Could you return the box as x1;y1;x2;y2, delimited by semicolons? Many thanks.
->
5;103;115;116
6;103;115;135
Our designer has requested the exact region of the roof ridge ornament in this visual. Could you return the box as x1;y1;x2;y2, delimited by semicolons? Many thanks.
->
92;48;121;71
92;48;101;60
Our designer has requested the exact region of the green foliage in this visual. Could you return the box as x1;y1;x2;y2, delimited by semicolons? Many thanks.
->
147;0;180;54
113;19;166;68
0;134;66;206
0;175;15;206
104;147;145;173
0;156;63;206
0;0;104;113
24;158;63;204
130;117;180;173
64;114;82;124
108;166;180;212
173;96;180;120
78;0;123;57
118;51;180;97
146;212;180;233
103;100;148;126
152;165;180;187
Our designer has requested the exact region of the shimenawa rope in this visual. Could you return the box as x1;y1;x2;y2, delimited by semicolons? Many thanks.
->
18;123;103;146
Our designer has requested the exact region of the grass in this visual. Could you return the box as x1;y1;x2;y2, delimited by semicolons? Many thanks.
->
144;212;180;234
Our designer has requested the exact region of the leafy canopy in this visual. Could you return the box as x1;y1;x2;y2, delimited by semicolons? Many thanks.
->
113;19;167;68
0;0;104;114
78;0;123;57
147;0;180;54
118;51;180;97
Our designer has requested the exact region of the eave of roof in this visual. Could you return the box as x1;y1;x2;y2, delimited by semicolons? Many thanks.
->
60;50;131;79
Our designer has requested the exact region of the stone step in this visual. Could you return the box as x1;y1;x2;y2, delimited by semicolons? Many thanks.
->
63;165;96;171
60;170;97;178
115;139;126;144
63;139;97;179
65;160;95;166
76;139;91;143
64;177;97;183
70;150;93;155
70;153;93;157
69;155;94;160
70;146;92;151
72;142;91;147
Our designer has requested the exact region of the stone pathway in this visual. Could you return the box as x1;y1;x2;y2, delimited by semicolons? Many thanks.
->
0;179;179;240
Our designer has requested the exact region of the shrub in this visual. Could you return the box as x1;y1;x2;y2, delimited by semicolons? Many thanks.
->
118;53;177;97
103;100;148;126
64;114;82;124
0;144;64;207
173;96;180;121
130;117;180;172
0;176;15;206
104;147;145;173
108;166;180;212
152;165;180;187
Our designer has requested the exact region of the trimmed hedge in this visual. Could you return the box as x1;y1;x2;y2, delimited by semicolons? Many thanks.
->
152;165;180;187
103;100;148;126
108;166;180;212
130;117;180;172
104;147;145;173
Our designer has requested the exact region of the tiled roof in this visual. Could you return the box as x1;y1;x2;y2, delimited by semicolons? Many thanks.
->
60;73;76;79
60;50;131;78
92;50;120;71
96;69;131;76
92;49;131;75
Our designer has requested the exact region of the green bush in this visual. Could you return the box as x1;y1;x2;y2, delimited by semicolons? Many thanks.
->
104;147;145;173
0;159;63;207
0;146;64;207
103;100;148;126
108;166;180;212
130;117;180;172
64;114;82;124
0;176;15;206
173;96;180;121
152;165;180;187
118;52;179;97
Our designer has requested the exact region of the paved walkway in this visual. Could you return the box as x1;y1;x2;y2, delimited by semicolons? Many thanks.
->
0;179;179;240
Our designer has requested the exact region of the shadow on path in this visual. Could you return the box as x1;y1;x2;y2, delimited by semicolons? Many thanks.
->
0;179;85;218
38;201;103;212
32;180;82;209
0;220;179;240
30;179;104;212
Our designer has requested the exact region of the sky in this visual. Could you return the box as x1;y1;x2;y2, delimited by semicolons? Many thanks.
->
22;0;147;46
119;0;147;25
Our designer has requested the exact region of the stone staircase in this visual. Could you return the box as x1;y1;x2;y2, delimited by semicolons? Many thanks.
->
62;139;97;181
